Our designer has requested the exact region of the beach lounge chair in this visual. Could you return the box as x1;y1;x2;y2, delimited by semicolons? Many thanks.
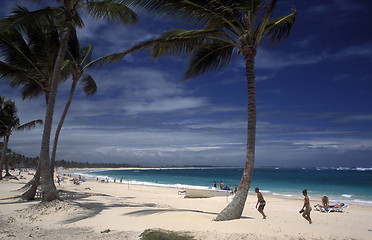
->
314;202;349;213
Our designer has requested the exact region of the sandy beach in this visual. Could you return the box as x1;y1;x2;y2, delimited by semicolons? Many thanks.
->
0;169;371;240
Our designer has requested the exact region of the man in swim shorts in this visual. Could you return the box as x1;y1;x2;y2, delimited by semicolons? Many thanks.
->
255;187;267;219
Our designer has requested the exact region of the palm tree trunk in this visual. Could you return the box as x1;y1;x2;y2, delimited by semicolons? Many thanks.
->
4;156;11;176
19;166;38;191
215;54;257;221
50;79;78;178
20;95;48;194
4;136;12;177
0;136;9;180
39;19;73;202
21;169;40;200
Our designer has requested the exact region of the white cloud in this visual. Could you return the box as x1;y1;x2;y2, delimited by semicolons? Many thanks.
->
254;43;372;70
335;114;372;123
255;48;324;70
125;97;207;114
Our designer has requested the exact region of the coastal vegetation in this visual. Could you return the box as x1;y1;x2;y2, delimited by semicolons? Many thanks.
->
0;0;138;201
116;0;297;221
139;228;195;240
1;0;296;222
0;97;42;180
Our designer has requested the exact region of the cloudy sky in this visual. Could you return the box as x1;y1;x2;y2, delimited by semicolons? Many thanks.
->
1;0;371;167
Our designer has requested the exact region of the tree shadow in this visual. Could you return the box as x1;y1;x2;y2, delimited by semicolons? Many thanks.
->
123;208;253;219
60;199;163;224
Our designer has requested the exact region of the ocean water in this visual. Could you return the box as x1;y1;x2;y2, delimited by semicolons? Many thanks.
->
78;167;372;206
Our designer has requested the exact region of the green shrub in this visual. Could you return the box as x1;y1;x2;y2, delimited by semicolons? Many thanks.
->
139;228;195;240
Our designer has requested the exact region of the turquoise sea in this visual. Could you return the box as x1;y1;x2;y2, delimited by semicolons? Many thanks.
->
78;167;372;206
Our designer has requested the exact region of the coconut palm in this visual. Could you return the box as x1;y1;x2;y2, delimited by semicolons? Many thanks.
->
0;97;42;180
50;30;125;177
0;11;62;104
1;0;138;201
119;0;296;220
0;11;73;199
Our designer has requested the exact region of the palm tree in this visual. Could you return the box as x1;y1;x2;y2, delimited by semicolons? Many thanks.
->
0;97;42;180
1;0;138;201
0;11;71;199
50;30;124;177
0;10;62;104
119;0;296;220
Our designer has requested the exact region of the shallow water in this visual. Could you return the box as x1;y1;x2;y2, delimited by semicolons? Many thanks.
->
78;167;372;205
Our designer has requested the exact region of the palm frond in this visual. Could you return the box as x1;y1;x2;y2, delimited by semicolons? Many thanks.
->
151;29;220;57
110;28;229;63
235;0;262;14
16;120;43;131
21;81;45;100
72;10;84;28
0;6;61;34
82;52;116;70
264;9;297;44
129;0;243;34
0;61;43;90
67;28;81;61
86;0;138;25
80;74;97;96
185;41;234;79
80;45;93;67
0;30;39;73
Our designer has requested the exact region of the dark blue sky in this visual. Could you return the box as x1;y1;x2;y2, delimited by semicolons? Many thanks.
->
1;0;371;167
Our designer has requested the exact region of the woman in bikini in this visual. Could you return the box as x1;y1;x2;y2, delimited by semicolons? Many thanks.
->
300;189;312;224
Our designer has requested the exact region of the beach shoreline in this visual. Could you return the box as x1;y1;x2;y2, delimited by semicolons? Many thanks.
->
71;167;372;206
0;169;371;240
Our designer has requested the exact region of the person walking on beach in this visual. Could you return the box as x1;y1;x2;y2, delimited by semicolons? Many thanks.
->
255;187;267;219
300;189;312;224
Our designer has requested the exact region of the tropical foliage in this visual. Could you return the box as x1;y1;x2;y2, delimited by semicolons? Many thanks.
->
0;96;42;180
0;0;138;201
118;0;297;220
0;1;297;221
51;30;127;173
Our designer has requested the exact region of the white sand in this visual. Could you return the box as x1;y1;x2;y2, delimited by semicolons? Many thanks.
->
0;170;371;240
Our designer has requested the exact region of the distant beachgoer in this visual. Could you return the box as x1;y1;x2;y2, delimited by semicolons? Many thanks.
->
331;202;345;208
255;187;267;219
300;189;312;224
234;185;238;194
57;176;60;186
213;181;217;188
322;195;329;207
220;181;224;190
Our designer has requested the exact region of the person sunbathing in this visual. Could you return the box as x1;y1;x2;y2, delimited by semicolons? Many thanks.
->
330;202;345;208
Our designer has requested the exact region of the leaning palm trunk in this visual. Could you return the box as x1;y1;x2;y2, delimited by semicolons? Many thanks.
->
215;54;257;221
39;20;72;202
18;169;37;191
50;78;78;177
20;97;49;194
21;169;40;200
0;136;9;180
3;137;12;177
